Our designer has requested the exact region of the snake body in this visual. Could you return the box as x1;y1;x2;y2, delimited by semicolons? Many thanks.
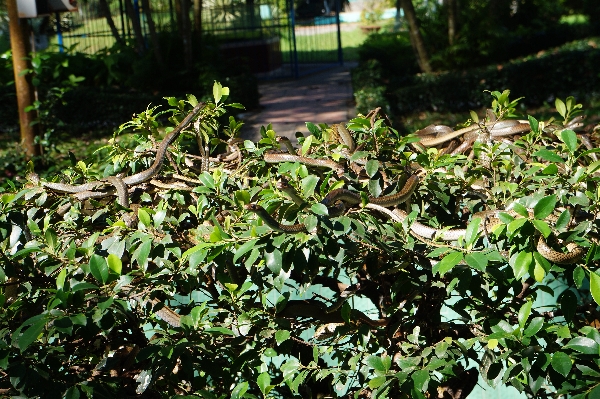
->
247;174;420;233
264;152;345;175
416;120;531;147
41;103;206;194
369;204;585;264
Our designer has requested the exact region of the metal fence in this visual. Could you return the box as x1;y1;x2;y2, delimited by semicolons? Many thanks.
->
39;0;342;78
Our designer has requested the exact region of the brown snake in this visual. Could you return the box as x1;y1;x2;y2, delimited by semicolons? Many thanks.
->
39;102;206;194
368;204;586;264
415;120;531;147
246;174;420;233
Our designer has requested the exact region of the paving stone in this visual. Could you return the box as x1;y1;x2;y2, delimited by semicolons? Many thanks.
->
240;62;357;144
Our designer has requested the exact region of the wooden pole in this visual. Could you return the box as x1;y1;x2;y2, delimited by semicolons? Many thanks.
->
7;0;41;158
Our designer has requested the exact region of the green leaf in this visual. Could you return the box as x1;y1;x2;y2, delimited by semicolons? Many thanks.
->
64;386;80;399
204;327;235;335
301;174;319;197
264;348;278;357
555;98;566;118
45;227;58;251
559;129;578;153
470;110;479;123
533;195;556;220
590;271;600;306
411;369;430;391
107;254;122;275
18;319;46;352
265;249;282;274
134;239;152;268
89;254;109;284
518;301;532;329
213;81;222;104
541;163;558;175
367;355;386;372
531;219;551;238
275;330;290;345
365;159;380;178
555;210;571;231
528;115;539;133
523;317;544;337
233;239;259;263
465;252;488;271
138;208;151;227
565;337;599;354
551;352;572;377
590;385;600;399
533;149;564;163
301;134;313;156
432;251;463;276
512;251;532;280
369;376;387;389
311;203;329;216
56;268;66;290
511;202;529;218
368;178;382;198
230;381;248;399
465;217;481;247
305;122;320;136
257;372;272;396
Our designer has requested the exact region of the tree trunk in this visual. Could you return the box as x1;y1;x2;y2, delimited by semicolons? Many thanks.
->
140;0;165;69
7;0;40;158
445;0;457;45
124;0;146;53
98;0;123;44
193;0;202;42
399;0;432;73
175;0;193;71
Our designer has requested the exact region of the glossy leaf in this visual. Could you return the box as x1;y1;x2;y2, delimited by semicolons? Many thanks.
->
18;319;46;352
365;159;380;178
89;254;109;284
512;251;532;280
518;301;532;329
230;381;248;399
565;337;599;354
533;195;556;220
551;352;572;377
559;129;577;153
590;271;600;306
432;251;463;276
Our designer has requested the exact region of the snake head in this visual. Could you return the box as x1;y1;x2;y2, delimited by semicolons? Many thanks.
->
244;204;262;212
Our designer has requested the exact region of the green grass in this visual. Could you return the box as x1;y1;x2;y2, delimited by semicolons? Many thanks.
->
279;26;367;62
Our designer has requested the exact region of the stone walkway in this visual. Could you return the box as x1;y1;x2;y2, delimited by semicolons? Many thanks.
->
240;62;357;144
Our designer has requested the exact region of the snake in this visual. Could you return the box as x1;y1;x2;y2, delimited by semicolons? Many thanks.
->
367;204;585;264
245;174;420;233
416;120;531;147
40;102;206;194
276;136;297;155
264;152;345;175
121;285;181;328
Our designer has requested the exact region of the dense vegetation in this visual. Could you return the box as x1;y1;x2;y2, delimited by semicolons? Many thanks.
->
352;0;600;119
2;85;600;398
0;35;260;135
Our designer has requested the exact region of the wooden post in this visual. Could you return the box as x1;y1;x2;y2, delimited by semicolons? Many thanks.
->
7;0;41;158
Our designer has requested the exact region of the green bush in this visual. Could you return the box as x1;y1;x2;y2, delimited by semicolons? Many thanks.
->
2;86;600;398
0;35;260;135
352;37;600;118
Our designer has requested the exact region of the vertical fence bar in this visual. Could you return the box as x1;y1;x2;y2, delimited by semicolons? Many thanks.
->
335;0;342;65
288;0;299;78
